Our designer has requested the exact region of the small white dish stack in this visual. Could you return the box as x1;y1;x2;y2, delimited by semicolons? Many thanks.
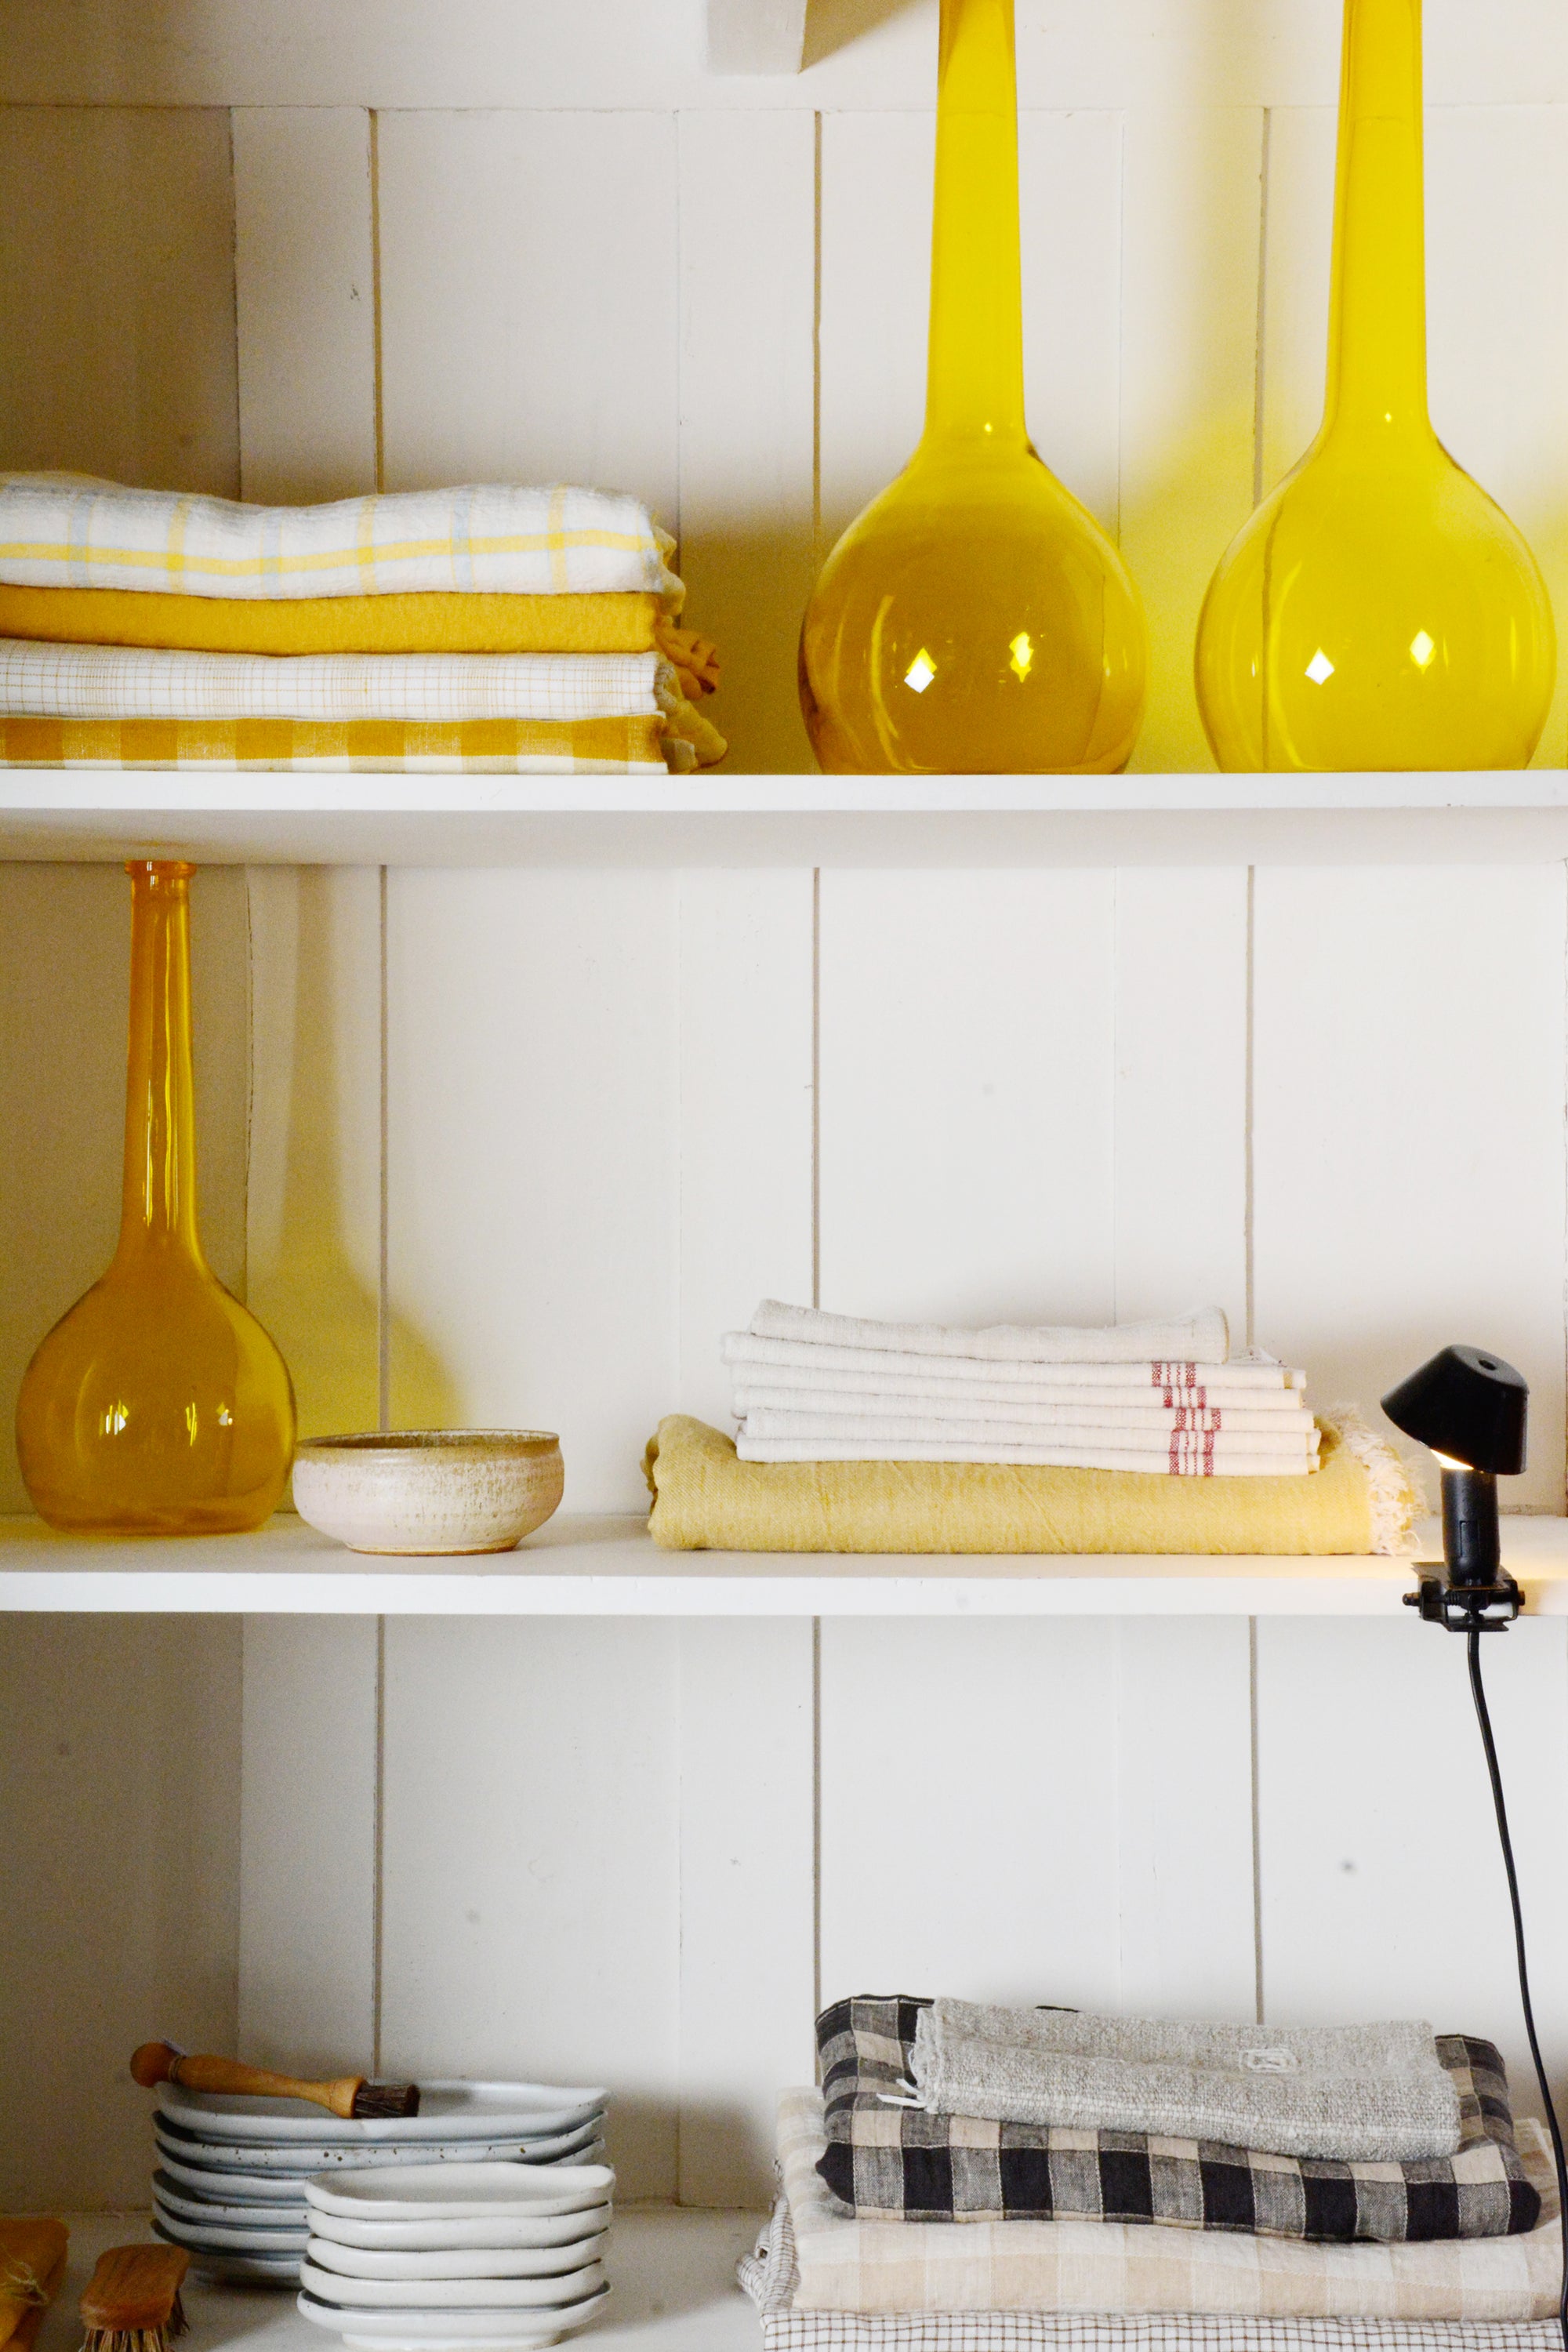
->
149;2082;607;2285
299;2162;615;2350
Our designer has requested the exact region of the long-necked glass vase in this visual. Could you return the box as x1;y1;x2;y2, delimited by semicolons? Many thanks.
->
798;0;1147;775
16;860;296;1534
1195;0;1555;771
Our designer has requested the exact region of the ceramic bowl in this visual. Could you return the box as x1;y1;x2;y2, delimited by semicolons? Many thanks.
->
292;1432;564;1556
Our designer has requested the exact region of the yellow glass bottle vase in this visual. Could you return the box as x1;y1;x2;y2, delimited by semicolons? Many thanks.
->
1195;0;1555;771
798;0;1147;775
16;860;296;1535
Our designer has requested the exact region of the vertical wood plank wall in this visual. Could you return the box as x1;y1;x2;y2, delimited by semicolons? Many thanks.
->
5;0;1568;2209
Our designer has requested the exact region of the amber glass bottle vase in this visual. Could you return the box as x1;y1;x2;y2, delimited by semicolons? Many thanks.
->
16;862;296;1535
1195;0;1555;770
798;0;1147;775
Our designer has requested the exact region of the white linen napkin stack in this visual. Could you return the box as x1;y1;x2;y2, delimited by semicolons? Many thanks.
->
720;1302;1320;1476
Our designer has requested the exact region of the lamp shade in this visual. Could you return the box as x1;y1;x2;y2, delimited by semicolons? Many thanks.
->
1381;1345;1527;1475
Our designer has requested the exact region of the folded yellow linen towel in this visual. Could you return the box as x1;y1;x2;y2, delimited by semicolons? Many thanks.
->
0;583;667;655
0;2221;68;2352
643;1413;1419;1554
0;474;681;601
0;713;681;772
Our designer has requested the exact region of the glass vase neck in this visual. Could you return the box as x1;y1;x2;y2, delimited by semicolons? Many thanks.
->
118;859;205;1266
920;0;1029;453
1323;0;1430;441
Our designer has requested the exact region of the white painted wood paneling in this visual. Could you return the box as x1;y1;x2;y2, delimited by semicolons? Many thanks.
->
18;0;1561;120
818;1619;1124;2008
246;867;383;1442
818;109;1123;550
677;111;815;771
1112;869;1248;1332
1257;1617;1568;2107
1120;107;1262;773
376;111;678;530
677;1619;815;2204
385;870;677;1511
817;870;1116;1325
232;106;378;503
240;1617;379;2074
1115;1619;1257;2020
1252;868;1567;1512
379;1618;681;2198
0;107;238;492
0;1616;241;2206
677;869;814;1432
706;0;808;76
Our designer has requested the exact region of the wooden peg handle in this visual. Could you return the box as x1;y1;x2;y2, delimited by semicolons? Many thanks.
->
129;2041;365;2120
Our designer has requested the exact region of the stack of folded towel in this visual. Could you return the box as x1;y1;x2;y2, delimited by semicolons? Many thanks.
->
738;1995;1563;2346
0;473;725;774
724;1301;1319;1474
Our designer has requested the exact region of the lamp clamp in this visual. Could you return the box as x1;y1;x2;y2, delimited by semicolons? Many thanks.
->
1403;1568;1522;1632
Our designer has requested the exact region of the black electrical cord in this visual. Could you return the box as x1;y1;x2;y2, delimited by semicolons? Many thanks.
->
1467;1629;1568;2349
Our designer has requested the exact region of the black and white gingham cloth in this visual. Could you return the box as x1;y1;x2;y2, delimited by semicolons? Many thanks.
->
816;1998;1540;2244
739;2194;1562;2350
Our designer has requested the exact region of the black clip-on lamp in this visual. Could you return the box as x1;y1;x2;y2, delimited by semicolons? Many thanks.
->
1381;1346;1566;2340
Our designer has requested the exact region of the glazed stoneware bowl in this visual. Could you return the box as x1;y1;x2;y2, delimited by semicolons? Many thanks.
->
292;1432;564;1555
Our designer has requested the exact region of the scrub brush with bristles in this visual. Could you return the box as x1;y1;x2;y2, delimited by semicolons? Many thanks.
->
131;2040;420;2120
79;2245;187;2352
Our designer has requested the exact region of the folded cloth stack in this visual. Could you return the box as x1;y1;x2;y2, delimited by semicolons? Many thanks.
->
0;2218;68;2352
724;1302;1322;1475
735;1996;1562;2344
0;473;725;773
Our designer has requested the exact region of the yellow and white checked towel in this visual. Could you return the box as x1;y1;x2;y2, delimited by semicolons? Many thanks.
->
0;716;682;774
0;639;679;724
0;475;682;602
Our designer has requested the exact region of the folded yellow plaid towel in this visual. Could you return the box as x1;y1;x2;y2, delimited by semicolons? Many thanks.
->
0;474;681;601
0;583;667;655
643;1414;1420;1553
0;714;682;773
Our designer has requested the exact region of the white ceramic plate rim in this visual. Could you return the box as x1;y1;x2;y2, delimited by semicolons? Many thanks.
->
154;2124;601;2173
154;2150;309;2203
304;2164;614;2221
298;2258;604;2310
303;2232;607;2281
296;2285;610;2339
152;2170;303;2226
158;2082;604;2144
153;2203;310;2254
304;2209;611;2253
153;2223;299;2272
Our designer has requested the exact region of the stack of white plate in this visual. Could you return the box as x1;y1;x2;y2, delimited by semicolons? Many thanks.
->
150;2082;607;2285
298;2161;614;2351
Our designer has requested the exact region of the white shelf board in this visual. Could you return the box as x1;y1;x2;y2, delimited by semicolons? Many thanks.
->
4;771;1568;866
5;1507;1567;1616
40;2209;764;2352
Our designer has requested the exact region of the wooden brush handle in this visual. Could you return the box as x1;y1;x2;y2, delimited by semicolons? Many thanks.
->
130;2041;365;2120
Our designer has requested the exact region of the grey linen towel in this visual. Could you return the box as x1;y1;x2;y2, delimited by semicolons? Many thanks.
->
909;2002;1462;2163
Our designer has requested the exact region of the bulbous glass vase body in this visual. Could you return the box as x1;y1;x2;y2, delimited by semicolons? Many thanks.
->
1195;0;1554;771
16;862;296;1535
799;0;1146;775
